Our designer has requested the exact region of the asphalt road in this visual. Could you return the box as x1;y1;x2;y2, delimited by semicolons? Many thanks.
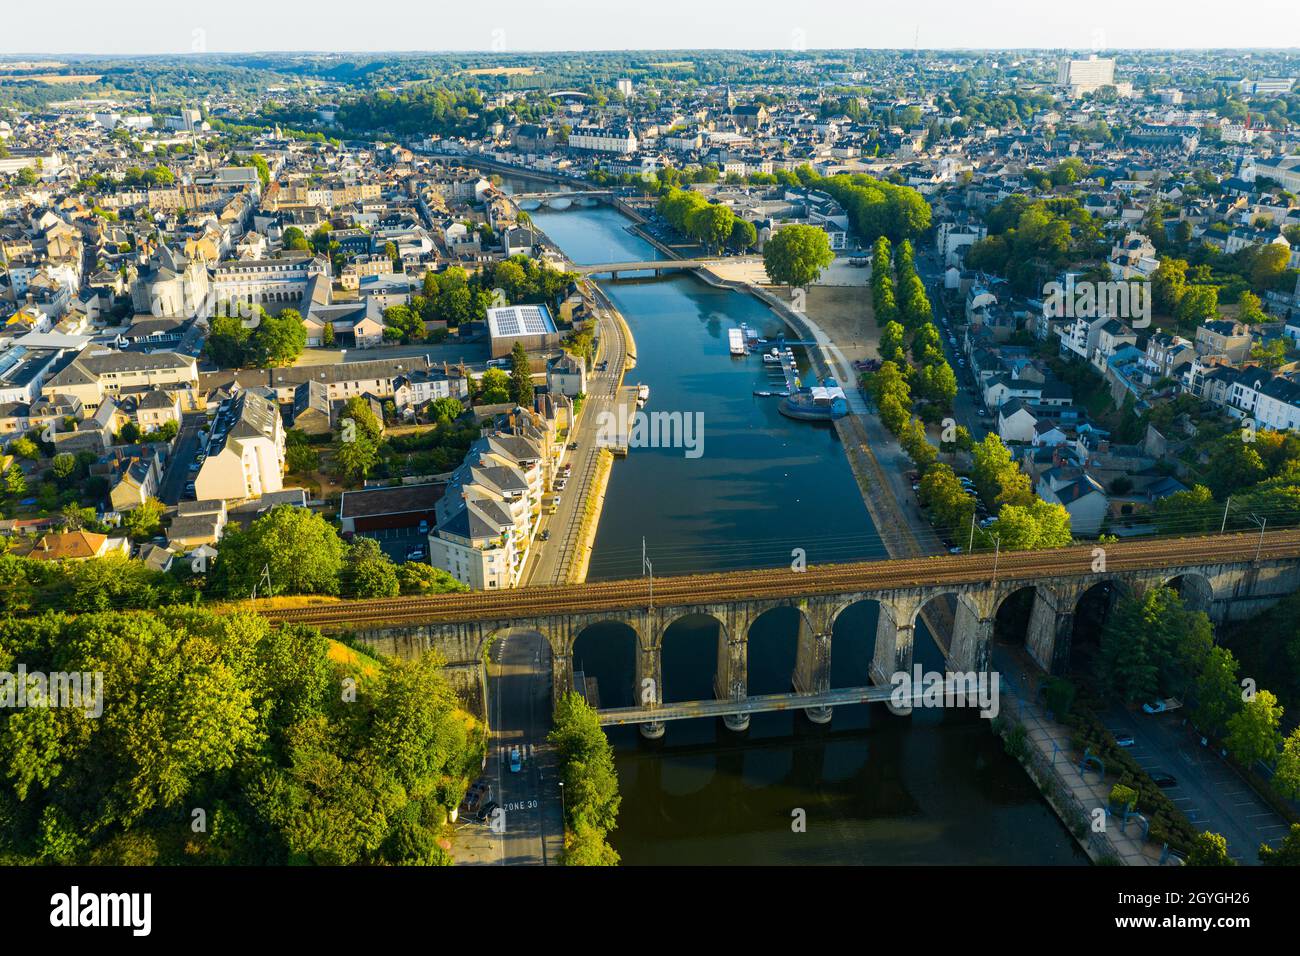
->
158;413;205;506
525;295;626;585
487;628;564;865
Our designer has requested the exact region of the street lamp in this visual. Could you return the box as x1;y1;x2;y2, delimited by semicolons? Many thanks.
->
558;781;565;822
990;533;1002;583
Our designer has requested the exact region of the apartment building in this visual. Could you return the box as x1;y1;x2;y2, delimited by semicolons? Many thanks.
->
428;432;544;590
40;348;199;410
193;390;286;501
567;126;638;154
211;254;328;309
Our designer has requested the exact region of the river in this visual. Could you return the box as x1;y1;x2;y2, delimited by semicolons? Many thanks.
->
509;179;1085;865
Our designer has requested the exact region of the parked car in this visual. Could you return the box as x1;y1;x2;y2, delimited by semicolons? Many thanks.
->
540;529;551;541
509;747;522;773
1150;772;1178;788
1114;733;1136;748
1142;698;1183;714
568;441;579;450
406;547;425;561
476;800;499;822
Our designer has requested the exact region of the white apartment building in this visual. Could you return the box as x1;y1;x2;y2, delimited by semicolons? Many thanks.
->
194;390;286;501
1058;55;1116;95
428;433;544;590
567;126;638;154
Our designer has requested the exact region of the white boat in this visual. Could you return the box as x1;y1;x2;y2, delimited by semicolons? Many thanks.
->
637;384;650;407
728;328;746;356
762;348;782;364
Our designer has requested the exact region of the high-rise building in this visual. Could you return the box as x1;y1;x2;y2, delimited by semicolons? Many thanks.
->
1057;55;1116;94
616;77;633;98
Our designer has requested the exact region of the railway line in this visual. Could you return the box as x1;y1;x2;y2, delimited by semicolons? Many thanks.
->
253;528;1300;629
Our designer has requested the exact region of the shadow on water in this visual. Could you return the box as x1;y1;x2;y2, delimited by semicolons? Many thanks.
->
529;203;1086;866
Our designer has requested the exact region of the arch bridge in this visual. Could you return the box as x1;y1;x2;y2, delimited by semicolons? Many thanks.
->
258;531;1300;737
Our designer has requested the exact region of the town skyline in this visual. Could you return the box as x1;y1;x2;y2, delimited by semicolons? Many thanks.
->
3;0;1300;56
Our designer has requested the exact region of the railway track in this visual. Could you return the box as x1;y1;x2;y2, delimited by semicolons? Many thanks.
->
254;528;1300;629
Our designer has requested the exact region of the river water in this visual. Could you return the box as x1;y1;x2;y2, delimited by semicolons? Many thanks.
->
515;185;1084;865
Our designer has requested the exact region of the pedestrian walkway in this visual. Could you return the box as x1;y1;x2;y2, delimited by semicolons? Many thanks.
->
997;651;1162;865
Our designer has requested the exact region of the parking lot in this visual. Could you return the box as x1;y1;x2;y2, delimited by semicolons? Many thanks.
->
1100;705;1292;862
354;525;429;563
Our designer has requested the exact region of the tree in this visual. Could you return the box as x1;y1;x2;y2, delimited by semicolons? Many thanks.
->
1191;645;1242;735
971;433;1033;508
251;309;306;367
1238;290;1267;324
762;224;835;287
1273;728;1300;801
282;226;310;253
1175;284;1219;330
3;464;27;497
1151;258;1189;313
214;505;347;597
397;562;469;595
509;341;534;407
9;436;39;460
381;304;424;344
726;218;757;253
1096;587;1214;705
1225;689;1283;768
985;500;1073;551
1186;832;1236;866
1259;823;1300;866
476;368;511;405
344;537;400;599
120;497;165;540
687;203;736;254
51;453;76;482
549;691;620;865
429;397;463;423
206;313;252;368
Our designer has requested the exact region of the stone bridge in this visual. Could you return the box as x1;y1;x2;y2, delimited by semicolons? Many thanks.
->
331;543;1300;736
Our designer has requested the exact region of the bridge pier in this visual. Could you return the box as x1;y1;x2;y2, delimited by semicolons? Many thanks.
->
715;622;749;732
552;650;575;707
872;598;915;716
793;619;833;724
948;594;994;674
1026;587;1074;675
636;641;665;740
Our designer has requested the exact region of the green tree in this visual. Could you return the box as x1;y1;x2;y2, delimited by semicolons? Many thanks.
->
1259;823;1300;865
1273;728;1300;801
397;562;469;595
1225;689;1283;768
509;341;534;407
1186;832;1236;866
121;497;166;540
762;224;836;287
251;309;307;367
476;368;511;405
214;506;346;597
1192;645;1243;734
344;537;400;599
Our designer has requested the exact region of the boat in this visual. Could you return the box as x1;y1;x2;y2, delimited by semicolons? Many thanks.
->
778;377;848;422
637;384;650;407
762;348;783;364
728;328;746;356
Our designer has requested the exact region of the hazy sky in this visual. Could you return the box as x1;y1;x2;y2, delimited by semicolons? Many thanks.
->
3;0;1299;55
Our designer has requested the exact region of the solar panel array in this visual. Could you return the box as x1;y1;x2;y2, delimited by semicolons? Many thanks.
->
489;305;554;338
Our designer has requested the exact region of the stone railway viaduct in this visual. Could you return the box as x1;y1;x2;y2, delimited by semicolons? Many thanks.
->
271;532;1300;737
